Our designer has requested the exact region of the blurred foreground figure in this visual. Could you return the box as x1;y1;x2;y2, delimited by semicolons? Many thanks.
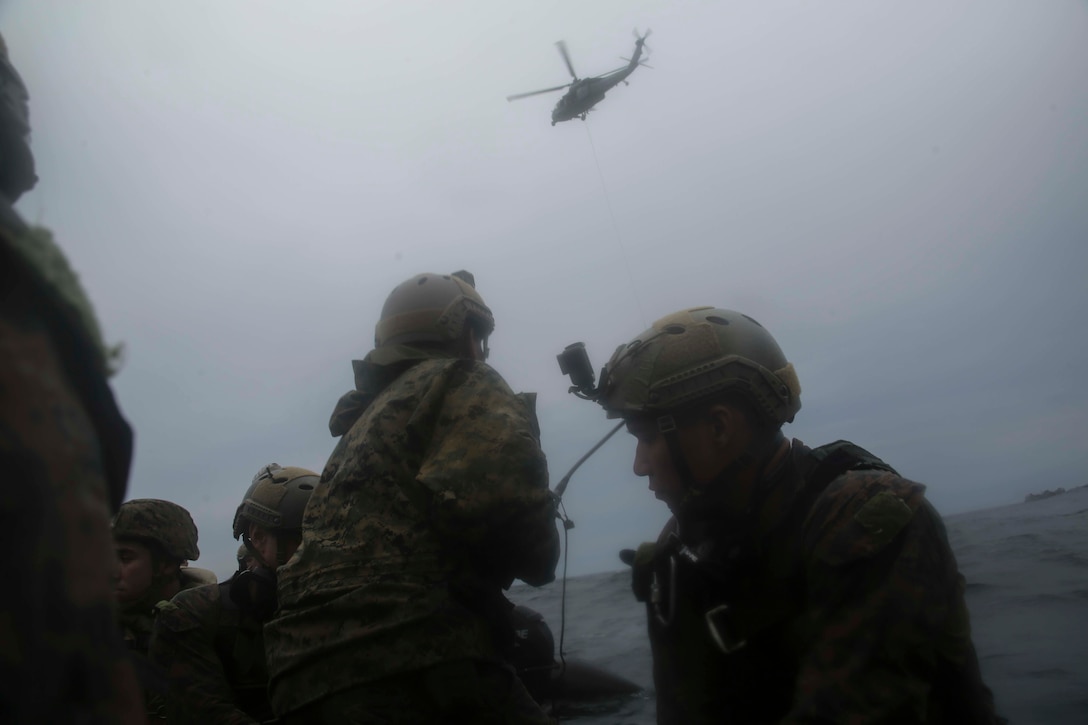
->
113;498;215;718
151;464;317;723
0;34;143;723
601;307;1003;724
265;271;560;724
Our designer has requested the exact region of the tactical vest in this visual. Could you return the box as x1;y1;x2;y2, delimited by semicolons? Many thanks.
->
644;440;897;723
641;440;1001;724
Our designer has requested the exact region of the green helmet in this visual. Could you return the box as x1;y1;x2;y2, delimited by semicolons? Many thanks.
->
598;307;801;427
232;463;319;539
112;499;200;561
374;270;494;348
0;34;37;201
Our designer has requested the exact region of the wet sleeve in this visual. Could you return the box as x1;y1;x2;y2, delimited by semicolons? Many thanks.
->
783;474;970;723
149;593;258;725
413;361;560;587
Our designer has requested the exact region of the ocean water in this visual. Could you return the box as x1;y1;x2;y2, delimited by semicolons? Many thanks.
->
512;486;1088;724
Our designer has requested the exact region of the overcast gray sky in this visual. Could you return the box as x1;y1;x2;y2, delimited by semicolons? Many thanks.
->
6;0;1087;577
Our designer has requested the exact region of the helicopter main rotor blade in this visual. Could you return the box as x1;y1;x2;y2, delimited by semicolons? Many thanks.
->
506;83;571;102
556;40;578;80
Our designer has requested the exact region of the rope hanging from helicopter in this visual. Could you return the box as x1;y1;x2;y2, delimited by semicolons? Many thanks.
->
507;30;655;709
505;28;653;327
549;78;652;718
582;119;648;326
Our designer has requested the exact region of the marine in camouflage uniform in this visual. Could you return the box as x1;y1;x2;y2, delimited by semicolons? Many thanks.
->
265;271;560;724
0;35;144;723
150;464;318;724
588;307;1002;724
113;498;216;719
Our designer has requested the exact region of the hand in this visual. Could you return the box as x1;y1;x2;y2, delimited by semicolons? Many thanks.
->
619;542;657;602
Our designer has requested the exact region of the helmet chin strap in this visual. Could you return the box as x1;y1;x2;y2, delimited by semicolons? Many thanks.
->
656;413;698;490
658;410;785;518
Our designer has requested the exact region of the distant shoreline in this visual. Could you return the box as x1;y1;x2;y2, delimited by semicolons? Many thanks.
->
1024;483;1088;503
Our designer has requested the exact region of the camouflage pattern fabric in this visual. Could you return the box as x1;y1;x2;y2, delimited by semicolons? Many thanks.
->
113;497;201;560
265;353;560;717
632;439;1001;724
279;660;554;725
121;566;217;720
0;207;142;722
150;579;272;725
120;567;218;655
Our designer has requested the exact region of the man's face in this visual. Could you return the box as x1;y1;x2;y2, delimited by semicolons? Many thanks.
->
114;539;156;605
627;417;690;511
627;411;730;511
247;523;280;568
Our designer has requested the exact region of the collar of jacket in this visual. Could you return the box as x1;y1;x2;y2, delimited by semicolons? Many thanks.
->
328;344;459;437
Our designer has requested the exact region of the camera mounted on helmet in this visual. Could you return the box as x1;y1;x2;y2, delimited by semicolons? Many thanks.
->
557;342;602;399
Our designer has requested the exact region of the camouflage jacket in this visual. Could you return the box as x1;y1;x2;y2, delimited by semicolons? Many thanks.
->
150;578;273;724
0;204;142;723
265;352;560;716
633;439;1001;724
121;566;218;720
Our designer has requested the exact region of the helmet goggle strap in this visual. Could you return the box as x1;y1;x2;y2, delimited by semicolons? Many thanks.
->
656;414;699;491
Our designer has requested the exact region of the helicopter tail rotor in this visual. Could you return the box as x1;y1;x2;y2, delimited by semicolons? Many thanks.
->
621;56;653;69
633;27;653;54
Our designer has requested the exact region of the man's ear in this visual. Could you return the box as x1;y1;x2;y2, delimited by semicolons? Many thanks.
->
464;325;486;361
705;403;743;449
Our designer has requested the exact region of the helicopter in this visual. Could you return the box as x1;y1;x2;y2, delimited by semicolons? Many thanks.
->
507;30;652;125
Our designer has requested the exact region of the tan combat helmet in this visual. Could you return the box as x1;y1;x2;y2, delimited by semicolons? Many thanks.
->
374;270;494;349
112;499;200;562
598;307;802;429
232;463;318;534
0;33;37;201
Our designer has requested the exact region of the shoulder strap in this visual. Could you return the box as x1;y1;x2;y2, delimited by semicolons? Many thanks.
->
788;439;900;582
805;440;897;494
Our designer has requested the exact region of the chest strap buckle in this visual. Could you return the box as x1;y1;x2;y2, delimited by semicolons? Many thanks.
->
705;603;747;654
